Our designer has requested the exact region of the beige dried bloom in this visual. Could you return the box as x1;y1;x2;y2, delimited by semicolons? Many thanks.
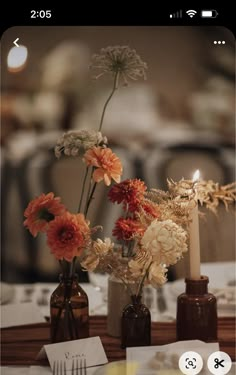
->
54;130;107;158
168;178;236;215
90;46;147;85
128;248;152;277
196;180;236;214
93;237;114;255
81;253;99;272
167;178;195;199
141;219;188;266
148;263;167;288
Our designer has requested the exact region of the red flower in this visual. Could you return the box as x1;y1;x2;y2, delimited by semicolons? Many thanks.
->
141;201;160;219
23;193;66;237
47;212;90;262
112;217;145;241
108;179;147;212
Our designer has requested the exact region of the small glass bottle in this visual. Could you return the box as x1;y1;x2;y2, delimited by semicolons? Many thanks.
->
121;295;151;349
176;276;217;342
50;273;89;343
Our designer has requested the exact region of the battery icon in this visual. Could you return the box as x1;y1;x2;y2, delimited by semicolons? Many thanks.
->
201;10;218;18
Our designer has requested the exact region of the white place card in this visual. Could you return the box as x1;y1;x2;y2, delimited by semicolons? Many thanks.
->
127;340;219;375
37;336;108;371
0;303;46;328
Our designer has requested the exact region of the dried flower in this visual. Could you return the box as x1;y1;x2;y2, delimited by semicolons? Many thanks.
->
83;146;123;186
148;264;168;288
24;192;66;237
108;178;147;212
196;180;236;213
90;46;147;85
54;130;107;158
128;248;152;277
81;253;99;272
47;212;90;262
81;238;114;272
113;217;145;241
141;219;188;266
92;237;114;255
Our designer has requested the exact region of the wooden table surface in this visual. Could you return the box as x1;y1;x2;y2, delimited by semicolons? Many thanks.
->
1;316;235;366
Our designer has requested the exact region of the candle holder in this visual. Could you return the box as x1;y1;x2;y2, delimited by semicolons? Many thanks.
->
176;276;217;342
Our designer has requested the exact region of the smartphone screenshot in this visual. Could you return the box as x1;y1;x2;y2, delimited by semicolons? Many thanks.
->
1;7;235;375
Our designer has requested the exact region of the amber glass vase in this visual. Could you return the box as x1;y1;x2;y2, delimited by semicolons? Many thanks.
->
176;276;217;342
50;273;89;343
121;295;151;349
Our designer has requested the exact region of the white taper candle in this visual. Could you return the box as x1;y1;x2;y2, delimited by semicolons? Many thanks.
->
189;170;201;280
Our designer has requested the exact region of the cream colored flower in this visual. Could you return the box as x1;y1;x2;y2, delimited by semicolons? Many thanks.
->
93;237;114;256
55;130;107;158
90;46;147;85
141;219;188;266
81;253;99;272
128;248;152;277
148;264;167;288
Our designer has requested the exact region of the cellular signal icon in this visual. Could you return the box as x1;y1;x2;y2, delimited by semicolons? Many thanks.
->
186;9;197;18
169;10;182;18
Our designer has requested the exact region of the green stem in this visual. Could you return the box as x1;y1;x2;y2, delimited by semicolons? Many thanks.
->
85;182;97;218
98;71;119;132
84;167;94;209
78;167;89;213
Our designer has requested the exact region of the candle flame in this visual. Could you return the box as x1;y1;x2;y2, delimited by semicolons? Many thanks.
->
193;170;200;182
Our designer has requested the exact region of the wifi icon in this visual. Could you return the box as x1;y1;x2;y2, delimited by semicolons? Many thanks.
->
186;9;197;18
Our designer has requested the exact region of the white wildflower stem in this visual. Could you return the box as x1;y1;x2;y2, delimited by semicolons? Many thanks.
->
98;71;119;132
78;167;89;213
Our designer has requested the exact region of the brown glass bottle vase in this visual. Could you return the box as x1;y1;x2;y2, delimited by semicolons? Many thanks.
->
121;294;151;349
50;273;89;343
176;275;217;342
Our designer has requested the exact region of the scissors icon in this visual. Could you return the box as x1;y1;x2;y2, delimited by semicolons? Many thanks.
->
214;358;225;368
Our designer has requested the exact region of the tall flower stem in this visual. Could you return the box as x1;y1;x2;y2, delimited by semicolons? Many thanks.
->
78;167;89;213
98;71;119;132
84;167;95;216
85;182;97;218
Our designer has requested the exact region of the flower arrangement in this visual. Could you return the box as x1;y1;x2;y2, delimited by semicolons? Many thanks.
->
24;45;236;296
23;45;236;345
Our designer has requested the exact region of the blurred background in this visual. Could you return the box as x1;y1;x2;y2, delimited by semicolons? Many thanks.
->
1;26;235;283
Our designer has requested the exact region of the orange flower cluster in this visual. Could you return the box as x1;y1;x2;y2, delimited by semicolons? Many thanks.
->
24;193;91;262
23;193;66;237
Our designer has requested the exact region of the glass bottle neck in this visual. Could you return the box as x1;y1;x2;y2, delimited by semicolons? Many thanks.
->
59;273;78;283
185;276;209;295
131;295;142;304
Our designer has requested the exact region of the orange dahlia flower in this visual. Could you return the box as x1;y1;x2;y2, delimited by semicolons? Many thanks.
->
83;147;122;186
23;192;66;237
47;212;90;262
